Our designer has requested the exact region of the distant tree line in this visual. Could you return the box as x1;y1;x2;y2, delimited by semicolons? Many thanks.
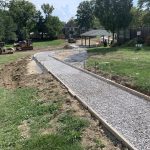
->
0;0;64;43
76;0;150;40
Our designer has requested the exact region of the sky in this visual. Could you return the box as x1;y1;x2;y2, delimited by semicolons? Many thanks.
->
31;0;138;22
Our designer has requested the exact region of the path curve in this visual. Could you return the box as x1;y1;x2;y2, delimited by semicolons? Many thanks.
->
34;51;150;150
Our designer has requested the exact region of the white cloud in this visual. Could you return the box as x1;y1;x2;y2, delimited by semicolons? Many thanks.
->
30;0;137;22
31;0;84;22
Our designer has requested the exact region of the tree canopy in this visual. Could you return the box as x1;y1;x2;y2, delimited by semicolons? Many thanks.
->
41;3;54;17
39;4;63;39
0;0;64;42
130;7;144;27
138;0;150;10
9;0;36;40
138;0;150;25
0;9;16;42
95;0;133;39
76;1;95;30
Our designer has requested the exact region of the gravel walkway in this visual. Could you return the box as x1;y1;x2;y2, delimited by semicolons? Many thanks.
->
48;46;87;68
34;52;150;150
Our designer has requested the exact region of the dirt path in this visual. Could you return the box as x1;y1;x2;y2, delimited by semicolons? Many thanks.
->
0;56;122;150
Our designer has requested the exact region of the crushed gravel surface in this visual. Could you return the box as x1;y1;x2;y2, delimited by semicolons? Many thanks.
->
34;52;150;150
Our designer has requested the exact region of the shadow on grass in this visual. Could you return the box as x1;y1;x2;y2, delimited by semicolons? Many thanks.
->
87;46;150;55
87;47;119;55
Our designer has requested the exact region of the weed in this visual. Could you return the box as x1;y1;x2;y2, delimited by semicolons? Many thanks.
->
94;139;105;149
58;113;89;143
19;134;83;150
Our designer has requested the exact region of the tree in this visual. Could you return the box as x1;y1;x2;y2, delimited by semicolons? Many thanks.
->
40;3;63;39
41;3;54;18
0;8;16;42
66;17;77;28
0;12;5;41
44;16;63;39
130;7;144;27
138;0;150;25
0;0;9;10
93;17;102;29
76;1;95;31
9;0;36;40
142;11;150;25
33;10;45;39
138;0;150;10
95;0;133;40
3;15;17;42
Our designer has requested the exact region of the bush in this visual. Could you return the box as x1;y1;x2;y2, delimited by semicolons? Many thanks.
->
145;36;150;46
123;38;137;47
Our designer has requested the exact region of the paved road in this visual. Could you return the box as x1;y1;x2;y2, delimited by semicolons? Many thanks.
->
34;52;150;150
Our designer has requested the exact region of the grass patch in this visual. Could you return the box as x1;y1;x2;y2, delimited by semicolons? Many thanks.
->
1;39;65;67
20;134;83;150
58;113;89;143
33;39;65;48
94;139;105;149
0;51;34;67
86;46;150;94
0;88;37;150
87;47;118;54
0;88;61;150
0;87;89;150
6;39;65;48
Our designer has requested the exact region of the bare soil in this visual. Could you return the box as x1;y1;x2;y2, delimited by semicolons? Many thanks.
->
0;56;124;150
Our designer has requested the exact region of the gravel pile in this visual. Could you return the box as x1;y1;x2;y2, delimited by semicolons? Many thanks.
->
64;49;87;68
34;52;150;150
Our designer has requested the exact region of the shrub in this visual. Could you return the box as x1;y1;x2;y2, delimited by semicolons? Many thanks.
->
123;38;137;47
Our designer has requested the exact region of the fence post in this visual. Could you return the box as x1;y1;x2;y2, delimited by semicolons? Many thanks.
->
94;62;97;73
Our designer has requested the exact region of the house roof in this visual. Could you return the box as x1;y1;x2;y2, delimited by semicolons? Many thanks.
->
81;29;112;37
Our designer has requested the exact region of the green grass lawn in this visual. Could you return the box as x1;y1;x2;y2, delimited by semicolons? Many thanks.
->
2;39;65;66
6;39;65;49
33;39;65;48
0;87;89;150
86;46;150;95
0;50;90;149
0;52;33;67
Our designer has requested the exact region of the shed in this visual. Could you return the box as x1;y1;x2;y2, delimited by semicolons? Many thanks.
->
80;29;112;47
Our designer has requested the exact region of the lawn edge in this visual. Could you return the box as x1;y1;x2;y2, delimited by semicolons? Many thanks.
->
33;54;138;150
53;56;150;102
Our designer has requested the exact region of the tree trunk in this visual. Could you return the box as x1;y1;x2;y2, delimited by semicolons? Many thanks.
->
41;32;44;39
112;32;115;42
123;29;126;42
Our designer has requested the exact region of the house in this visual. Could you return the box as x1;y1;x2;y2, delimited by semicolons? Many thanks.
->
63;20;79;39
